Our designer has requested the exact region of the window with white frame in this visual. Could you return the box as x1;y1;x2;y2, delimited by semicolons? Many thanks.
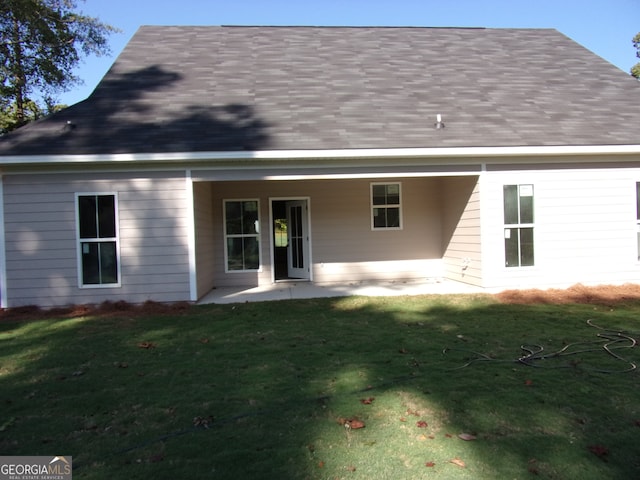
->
371;183;402;229
224;200;260;271
503;184;534;267
636;182;640;261
77;194;120;286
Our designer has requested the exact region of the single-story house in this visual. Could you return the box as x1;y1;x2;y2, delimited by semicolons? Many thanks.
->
1;25;640;308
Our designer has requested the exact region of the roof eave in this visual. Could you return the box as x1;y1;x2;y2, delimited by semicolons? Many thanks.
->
2;144;640;167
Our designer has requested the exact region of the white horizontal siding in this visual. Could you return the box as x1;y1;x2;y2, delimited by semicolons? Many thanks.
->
193;183;216;298
2;171;191;307
313;259;444;283
482;164;640;289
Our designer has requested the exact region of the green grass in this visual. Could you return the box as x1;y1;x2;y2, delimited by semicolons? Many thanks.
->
2;294;640;479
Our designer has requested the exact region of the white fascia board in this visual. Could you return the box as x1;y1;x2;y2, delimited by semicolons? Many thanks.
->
2;144;640;166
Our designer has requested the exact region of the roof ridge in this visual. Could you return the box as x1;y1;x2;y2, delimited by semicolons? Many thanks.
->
219;25;489;29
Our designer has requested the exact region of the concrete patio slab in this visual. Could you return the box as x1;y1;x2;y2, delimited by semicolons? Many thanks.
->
198;279;488;304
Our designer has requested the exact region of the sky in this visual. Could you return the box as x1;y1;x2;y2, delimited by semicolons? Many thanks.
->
58;0;640;106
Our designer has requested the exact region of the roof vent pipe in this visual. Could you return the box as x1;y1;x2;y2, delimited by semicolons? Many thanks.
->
435;114;445;129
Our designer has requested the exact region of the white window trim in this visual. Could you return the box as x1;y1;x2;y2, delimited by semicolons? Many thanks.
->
370;182;403;230
223;198;262;273
75;192;122;288
503;184;535;268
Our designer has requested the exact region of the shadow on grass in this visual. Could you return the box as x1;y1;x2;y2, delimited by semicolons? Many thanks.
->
1;296;640;479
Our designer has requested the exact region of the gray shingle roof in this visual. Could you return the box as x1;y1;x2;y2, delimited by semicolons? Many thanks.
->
2;25;640;156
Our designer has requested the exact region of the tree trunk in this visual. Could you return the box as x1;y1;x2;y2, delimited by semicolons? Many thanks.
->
11;16;27;127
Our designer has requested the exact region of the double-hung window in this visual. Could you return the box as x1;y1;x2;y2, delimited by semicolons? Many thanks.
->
503;184;534;267
371;183;402;229
224;200;260;271
77;194;120;286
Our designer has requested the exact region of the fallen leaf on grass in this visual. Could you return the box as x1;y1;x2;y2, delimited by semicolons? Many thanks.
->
199;338;210;344
588;444;609;460
458;432;477;441
416;421;428;428
338;416;365;429
137;342;156;349
348;419;365;429
450;458;466;468
360;397;375;404
193;416;214;429
346;465;356;472
425;461;436;467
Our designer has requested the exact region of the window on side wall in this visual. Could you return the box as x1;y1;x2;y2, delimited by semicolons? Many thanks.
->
76;194;120;286
224;200;260;272
371;182;402;229
503;184;534;267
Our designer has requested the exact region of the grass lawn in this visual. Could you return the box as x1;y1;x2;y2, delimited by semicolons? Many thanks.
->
1;294;640;479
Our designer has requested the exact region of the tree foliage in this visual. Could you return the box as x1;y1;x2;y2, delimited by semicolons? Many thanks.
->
632;32;640;79
0;0;117;133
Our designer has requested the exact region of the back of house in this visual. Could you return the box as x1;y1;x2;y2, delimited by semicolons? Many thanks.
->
1;25;640;308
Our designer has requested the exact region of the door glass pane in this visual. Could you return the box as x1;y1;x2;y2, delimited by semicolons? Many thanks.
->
294;207;302;236
297;238;304;267
289;205;304;269
289;206;301;237
79;196;97;239
291;236;299;268
520;227;535;266
274;219;288;247
291;238;304;268
503;185;518;224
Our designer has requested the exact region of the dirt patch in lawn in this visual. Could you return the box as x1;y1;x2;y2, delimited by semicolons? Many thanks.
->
495;283;640;306
0;300;192;322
